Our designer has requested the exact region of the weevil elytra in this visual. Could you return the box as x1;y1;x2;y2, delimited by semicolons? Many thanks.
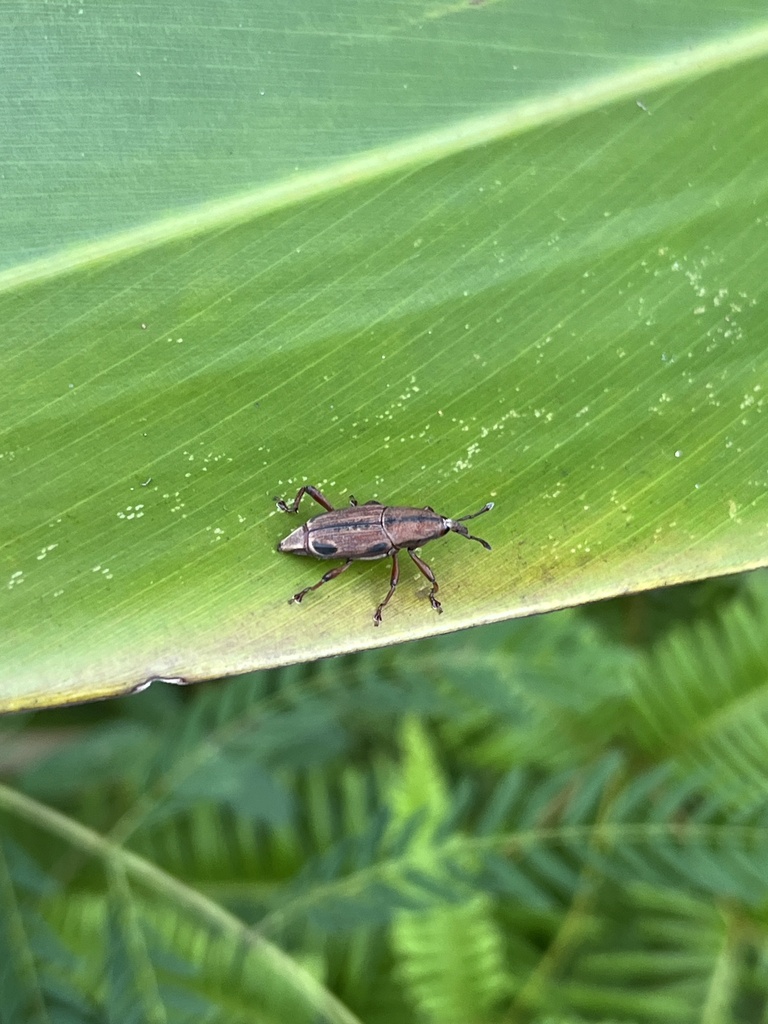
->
274;485;493;626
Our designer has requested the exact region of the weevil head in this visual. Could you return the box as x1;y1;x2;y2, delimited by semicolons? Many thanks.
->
277;523;309;555
445;501;494;551
445;519;470;539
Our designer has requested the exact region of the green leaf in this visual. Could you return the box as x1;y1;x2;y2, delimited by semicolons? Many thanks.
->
3;5;768;711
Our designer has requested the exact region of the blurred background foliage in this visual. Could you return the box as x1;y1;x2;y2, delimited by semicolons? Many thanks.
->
3;569;768;1023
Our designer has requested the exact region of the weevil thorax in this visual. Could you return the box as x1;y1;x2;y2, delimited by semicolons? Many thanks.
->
444;519;469;538
381;506;448;550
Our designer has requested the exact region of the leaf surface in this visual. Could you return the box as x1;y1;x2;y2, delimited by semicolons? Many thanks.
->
2;4;768;710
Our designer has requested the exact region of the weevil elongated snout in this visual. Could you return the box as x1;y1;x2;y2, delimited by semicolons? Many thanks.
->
274;485;493;626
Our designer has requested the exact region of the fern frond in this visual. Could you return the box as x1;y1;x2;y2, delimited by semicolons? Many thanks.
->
0;838;48;1024
260;757;768;943
0;836;95;1023
393;894;510;1024
554;882;741;1024
632;571;768;806
105;863;175;1024
431;611;637;773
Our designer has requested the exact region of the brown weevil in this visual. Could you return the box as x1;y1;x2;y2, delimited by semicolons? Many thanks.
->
274;485;493;626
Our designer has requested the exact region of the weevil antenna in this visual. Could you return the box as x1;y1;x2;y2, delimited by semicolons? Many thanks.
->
448;502;493;550
464;532;492;550
455;501;494;523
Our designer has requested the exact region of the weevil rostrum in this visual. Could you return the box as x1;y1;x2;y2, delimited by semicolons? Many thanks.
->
275;485;493;626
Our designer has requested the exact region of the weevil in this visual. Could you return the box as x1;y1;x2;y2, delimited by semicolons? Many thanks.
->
275;485;493;626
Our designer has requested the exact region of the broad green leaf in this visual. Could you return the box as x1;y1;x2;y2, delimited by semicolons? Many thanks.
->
2;4;768;712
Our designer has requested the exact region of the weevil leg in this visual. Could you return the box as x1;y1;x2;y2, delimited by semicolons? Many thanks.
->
350;493;382;505
291;559;353;605
275;485;334;514
364;500;383;505
374;552;400;627
408;550;442;614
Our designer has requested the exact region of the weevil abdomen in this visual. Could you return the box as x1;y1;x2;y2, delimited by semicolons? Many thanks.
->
279;504;395;561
